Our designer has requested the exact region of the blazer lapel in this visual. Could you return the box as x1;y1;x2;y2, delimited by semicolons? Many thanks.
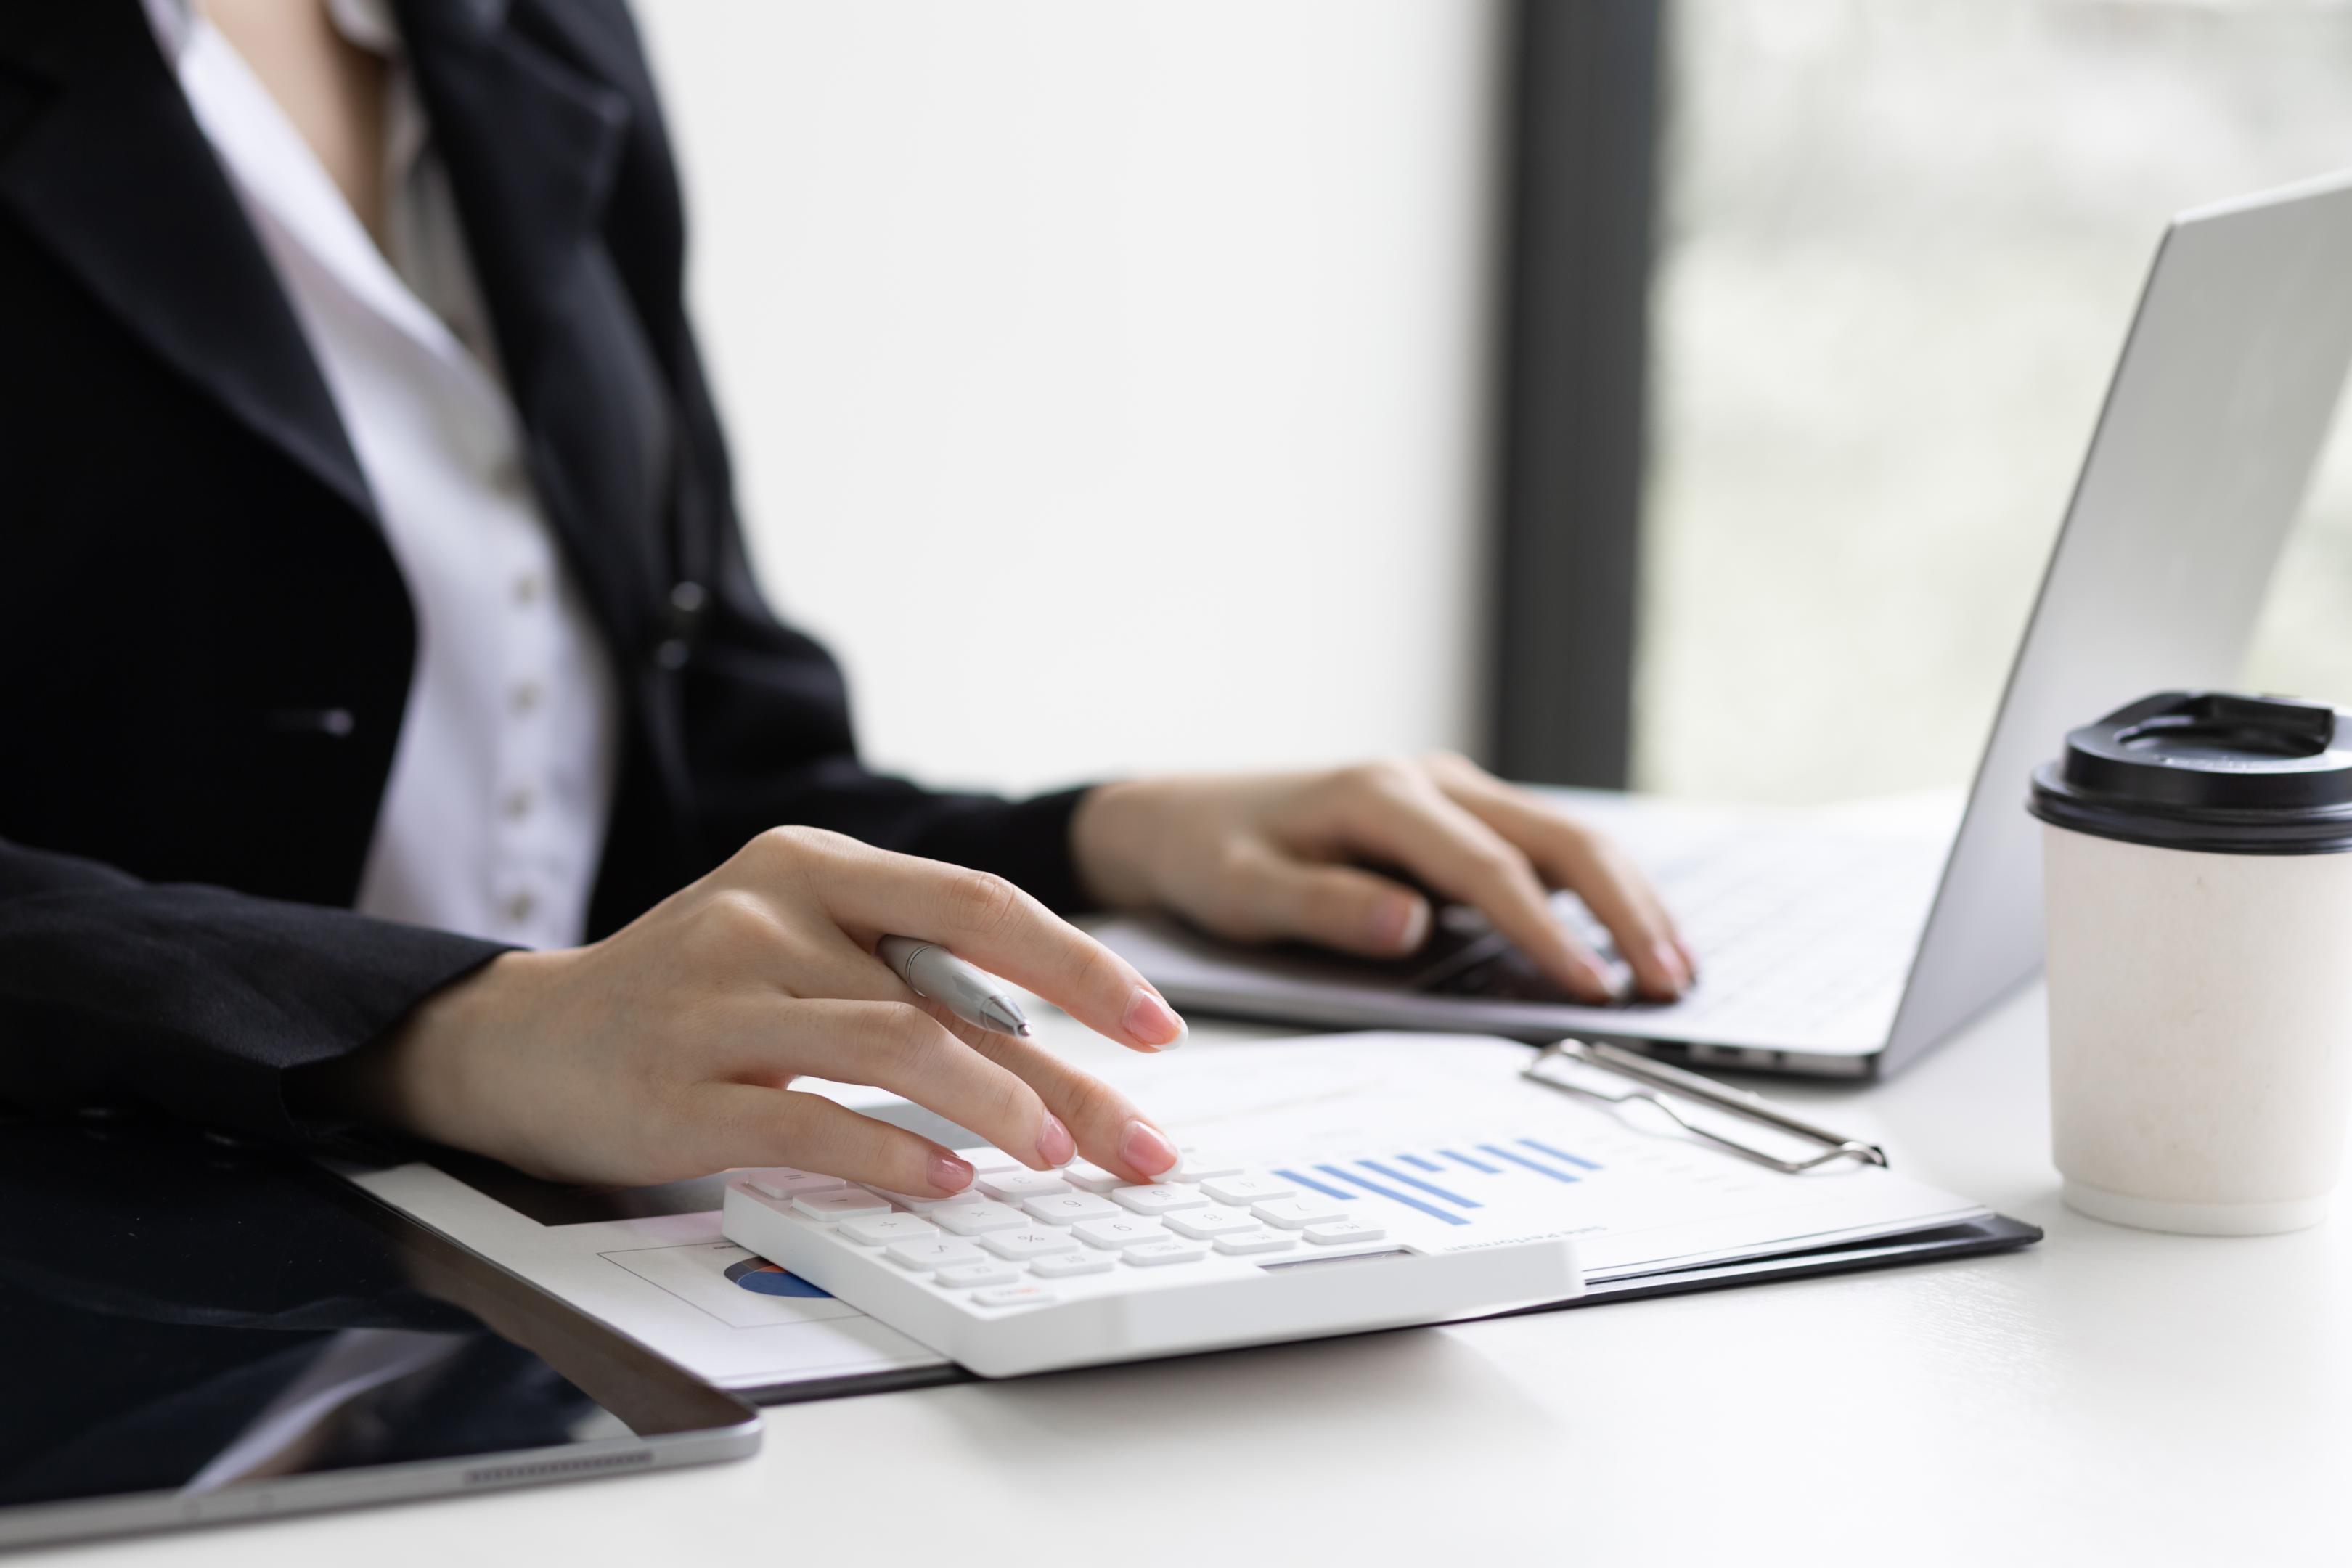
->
0;1;373;519
397;0;673;661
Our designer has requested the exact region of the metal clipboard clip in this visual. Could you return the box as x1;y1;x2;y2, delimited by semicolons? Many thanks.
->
1522;1038;1888;1174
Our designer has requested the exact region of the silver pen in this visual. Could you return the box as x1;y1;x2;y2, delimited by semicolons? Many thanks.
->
878;935;1033;1038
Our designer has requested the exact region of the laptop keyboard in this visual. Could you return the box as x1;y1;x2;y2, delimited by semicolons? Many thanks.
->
1418;826;1945;1041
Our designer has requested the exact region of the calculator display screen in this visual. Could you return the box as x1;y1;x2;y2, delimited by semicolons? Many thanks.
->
0;1113;754;1548
1255;1248;1416;1272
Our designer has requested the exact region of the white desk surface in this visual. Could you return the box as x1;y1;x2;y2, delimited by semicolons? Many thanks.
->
43;989;2351;1567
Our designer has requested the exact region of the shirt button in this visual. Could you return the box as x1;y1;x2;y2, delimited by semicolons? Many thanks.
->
505;891;536;925
513;574;544;605
504;788;534;819
511;680;544;714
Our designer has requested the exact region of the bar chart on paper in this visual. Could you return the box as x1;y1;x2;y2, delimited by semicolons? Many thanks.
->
1087;1034;1993;1283
1275;1138;1609;1227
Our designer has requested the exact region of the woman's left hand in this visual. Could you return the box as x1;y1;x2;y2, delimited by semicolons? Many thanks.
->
1071;753;1694;1005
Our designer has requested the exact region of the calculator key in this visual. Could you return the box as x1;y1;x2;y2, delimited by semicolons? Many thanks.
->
1060;1161;1126;1194
980;1227;1080;1260
1214;1230;1297;1256
931;1201;1032;1236
1251;1196;1349;1230
857;1184;971;1215
1123;1239;1212;1267
1200;1175;1296;1207
1071;1217;1172;1250
1108;1183;1211;1216
976;1171;1071;1201
1161;1205;1262;1240
953;1147;1024;1175
1029;1250;1116;1278
746;1169;851;1200
972;1285;1058;1308
886;1238;989;1271
793;1189;894;1222
1020;1192;1123;1225
1304;1220;1387;1246
936;1261;1022;1288
838;1212;940;1246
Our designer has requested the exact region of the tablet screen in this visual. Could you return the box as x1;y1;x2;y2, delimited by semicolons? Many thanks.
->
0;1110;758;1551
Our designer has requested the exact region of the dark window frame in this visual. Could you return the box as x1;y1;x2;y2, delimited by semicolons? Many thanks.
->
1485;0;1662;788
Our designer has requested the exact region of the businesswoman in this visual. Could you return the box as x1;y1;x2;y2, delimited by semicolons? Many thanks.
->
0;0;1690;1197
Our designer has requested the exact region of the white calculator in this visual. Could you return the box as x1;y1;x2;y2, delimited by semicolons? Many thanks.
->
720;1146;1584;1377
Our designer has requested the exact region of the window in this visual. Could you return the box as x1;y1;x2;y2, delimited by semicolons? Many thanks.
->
1638;0;2352;803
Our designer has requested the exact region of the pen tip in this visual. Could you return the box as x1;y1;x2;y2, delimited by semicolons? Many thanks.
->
981;997;1033;1038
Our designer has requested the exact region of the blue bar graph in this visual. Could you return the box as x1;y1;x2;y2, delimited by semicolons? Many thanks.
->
1268;1135;1606;1228
1357;1159;1479;1208
1276;1167;1359;1202
1478;1143;1582;1183
1519;1138;1602;1172
1314;1165;1472;1225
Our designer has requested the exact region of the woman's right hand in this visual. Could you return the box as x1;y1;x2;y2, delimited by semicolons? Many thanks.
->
292;828;1190;1196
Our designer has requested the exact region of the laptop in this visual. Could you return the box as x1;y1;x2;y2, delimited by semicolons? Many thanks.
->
1092;167;2352;1079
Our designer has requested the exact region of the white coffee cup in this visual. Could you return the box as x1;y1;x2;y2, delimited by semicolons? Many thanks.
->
2031;691;2352;1236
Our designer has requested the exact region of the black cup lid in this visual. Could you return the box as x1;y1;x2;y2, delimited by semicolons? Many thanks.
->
2028;691;2352;854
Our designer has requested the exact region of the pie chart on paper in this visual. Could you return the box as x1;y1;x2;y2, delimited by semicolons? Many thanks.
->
724;1256;833;1299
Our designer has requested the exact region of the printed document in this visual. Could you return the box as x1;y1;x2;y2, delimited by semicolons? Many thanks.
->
340;1033;1991;1393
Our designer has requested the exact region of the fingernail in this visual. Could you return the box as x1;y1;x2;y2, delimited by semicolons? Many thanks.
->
1123;987;1186;1049
1036;1113;1075;1168
1120;1119;1180;1180
1651;940;1691;994
1371;893;1431;954
928;1151;975;1195
1575;960;1617;1003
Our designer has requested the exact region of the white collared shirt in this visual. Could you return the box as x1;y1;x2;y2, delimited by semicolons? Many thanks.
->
145;0;618;950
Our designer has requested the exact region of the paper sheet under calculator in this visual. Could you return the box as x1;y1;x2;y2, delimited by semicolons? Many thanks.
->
340;1034;1991;1394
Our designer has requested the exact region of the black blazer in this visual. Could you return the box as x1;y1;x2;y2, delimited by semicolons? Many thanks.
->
0;0;1091;1143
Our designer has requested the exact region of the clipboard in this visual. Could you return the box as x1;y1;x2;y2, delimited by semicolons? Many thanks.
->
339;1033;2042;1397
1523;1038;1889;1173
1515;1037;2040;1310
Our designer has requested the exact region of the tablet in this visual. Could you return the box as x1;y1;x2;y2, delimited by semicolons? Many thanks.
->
0;1109;760;1551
